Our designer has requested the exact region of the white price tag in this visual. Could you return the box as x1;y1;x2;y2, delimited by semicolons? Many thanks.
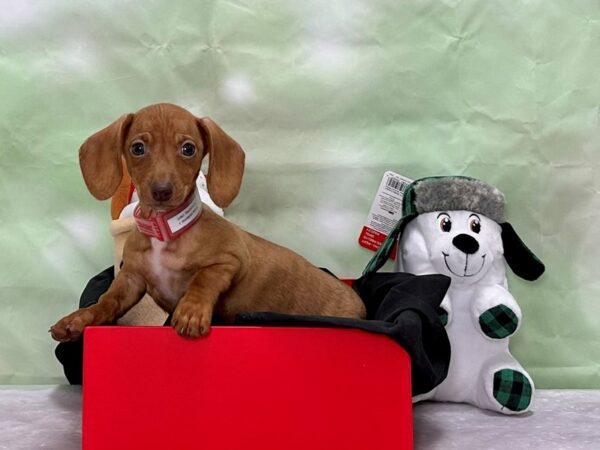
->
358;171;413;258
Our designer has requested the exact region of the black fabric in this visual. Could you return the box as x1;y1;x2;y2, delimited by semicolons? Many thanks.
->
235;272;452;396
78;266;115;308
54;337;84;385
55;268;451;396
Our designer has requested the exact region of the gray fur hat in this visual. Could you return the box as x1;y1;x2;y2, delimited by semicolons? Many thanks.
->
411;177;506;223
363;176;544;281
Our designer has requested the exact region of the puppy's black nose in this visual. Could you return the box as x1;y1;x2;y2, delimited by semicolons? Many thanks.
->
452;234;479;254
151;182;173;202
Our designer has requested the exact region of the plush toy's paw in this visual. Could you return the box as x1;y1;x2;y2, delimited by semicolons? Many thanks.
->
437;294;452;326
472;285;521;339
50;309;95;342
493;368;533;413
172;301;213;338
479;304;519;339
437;307;449;326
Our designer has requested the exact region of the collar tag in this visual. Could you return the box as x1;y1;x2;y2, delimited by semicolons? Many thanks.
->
134;189;203;241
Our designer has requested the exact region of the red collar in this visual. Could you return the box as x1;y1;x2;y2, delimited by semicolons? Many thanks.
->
133;189;202;241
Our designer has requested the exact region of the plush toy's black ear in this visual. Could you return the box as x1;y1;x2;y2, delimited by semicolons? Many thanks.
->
501;222;545;281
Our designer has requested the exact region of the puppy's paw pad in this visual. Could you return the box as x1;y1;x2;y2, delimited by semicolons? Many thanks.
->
172;304;212;338
50;310;94;342
50;321;82;342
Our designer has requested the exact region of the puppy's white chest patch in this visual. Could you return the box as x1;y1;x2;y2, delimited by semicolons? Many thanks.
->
147;238;180;308
149;238;167;277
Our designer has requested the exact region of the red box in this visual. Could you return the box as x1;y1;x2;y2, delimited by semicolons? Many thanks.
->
83;326;412;450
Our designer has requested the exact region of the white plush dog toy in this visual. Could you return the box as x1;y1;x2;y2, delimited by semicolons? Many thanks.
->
364;176;545;414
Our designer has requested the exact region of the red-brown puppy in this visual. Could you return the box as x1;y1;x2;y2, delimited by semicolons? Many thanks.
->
51;103;365;341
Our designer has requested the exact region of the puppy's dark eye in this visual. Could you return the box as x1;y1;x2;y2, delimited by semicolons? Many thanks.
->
130;142;146;157
470;217;481;234
181;142;196;158
438;214;452;232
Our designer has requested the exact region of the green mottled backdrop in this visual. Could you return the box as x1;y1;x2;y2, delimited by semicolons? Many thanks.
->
1;0;598;385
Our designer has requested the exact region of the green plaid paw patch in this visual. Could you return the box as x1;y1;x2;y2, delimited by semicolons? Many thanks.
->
437;307;449;326
493;369;532;412
479;304;518;339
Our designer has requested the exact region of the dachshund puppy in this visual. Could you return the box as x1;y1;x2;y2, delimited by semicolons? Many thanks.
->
51;103;365;341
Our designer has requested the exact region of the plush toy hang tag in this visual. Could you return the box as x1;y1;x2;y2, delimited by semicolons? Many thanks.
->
358;171;413;259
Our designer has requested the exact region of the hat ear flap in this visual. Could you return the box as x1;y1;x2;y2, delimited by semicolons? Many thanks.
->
501;222;545;281
363;215;414;275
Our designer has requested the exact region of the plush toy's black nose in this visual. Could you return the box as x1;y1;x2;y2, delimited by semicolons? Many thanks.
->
452;234;479;254
151;182;173;202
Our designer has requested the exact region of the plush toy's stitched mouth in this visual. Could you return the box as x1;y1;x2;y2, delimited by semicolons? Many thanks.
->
442;252;486;278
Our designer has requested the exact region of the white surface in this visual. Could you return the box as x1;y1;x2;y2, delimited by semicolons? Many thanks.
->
0;386;81;450
414;390;600;449
0;387;598;449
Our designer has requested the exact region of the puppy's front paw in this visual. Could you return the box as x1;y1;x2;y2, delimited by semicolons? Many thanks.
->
50;309;94;342
172;302;212;338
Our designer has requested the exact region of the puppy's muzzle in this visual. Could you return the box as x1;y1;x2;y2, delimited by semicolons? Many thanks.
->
452;234;479;254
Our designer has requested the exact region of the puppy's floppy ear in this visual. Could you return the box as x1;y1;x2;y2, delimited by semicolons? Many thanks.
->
79;113;134;200
501;222;545;281
197;117;245;208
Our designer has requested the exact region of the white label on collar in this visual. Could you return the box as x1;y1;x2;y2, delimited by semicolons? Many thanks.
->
358;171;413;258
167;190;202;233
